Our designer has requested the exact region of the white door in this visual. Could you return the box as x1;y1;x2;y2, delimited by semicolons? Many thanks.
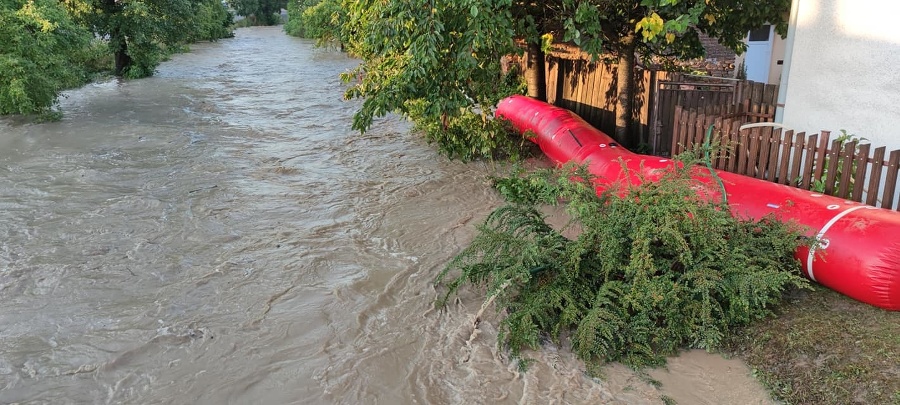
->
744;25;774;83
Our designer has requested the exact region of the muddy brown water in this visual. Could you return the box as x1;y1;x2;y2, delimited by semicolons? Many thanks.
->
0;27;775;404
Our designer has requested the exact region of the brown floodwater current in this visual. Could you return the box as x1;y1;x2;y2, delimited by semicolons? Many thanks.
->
0;27;775;404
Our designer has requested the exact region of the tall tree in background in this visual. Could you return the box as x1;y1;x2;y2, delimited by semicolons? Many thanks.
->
63;0;233;78
189;0;235;42
336;0;789;154
284;0;343;46
2;0;233;114
231;0;287;25
67;0;195;77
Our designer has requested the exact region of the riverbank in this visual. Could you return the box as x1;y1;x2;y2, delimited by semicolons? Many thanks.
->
2;26;894;404
726;286;900;404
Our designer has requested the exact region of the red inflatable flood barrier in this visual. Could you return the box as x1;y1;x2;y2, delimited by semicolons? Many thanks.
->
496;95;900;311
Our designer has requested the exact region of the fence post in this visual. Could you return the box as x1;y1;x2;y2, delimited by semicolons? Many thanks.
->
823;139;843;195
812;131;832;183
882;150;900;209
764;127;781;182
800;133;819;190
851;143;871;201
671;106;682;155
833;140;857;198
866;147;887;206
728;120;742;173
777;129;794;185
787;131;806;187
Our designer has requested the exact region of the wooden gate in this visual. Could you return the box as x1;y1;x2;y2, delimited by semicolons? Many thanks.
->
651;74;779;157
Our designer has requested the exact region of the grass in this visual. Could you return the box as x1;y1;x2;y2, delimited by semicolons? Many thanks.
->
725;285;900;405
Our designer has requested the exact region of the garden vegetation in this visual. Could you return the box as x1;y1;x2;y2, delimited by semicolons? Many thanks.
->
437;153;812;371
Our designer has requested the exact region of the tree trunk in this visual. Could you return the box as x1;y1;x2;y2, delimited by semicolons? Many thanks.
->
101;0;130;76
614;33;636;147
114;42;131;76
524;41;547;101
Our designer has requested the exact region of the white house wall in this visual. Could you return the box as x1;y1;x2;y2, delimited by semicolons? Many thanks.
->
768;35;787;85
781;0;900;150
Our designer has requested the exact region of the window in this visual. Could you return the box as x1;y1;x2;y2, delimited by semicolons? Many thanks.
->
749;25;772;42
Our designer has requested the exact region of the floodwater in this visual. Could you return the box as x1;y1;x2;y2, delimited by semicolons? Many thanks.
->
0;27;774;404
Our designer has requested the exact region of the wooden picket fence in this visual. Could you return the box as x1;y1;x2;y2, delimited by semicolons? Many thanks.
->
671;106;900;210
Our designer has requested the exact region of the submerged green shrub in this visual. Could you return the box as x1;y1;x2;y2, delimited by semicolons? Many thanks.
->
436;153;811;370
402;68;527;162
407;102;527;162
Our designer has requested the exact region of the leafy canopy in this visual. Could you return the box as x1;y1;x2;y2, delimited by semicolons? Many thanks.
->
324;0;789;158
284;0;342;41
1;0;234;114
0;0;92;114
558;0;790;59
339;0;526;160
189;0;235;43
231;0;286;25
436;152;811;369
57;0;235;79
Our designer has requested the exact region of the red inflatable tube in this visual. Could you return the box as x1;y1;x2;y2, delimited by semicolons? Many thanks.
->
496;95;900;311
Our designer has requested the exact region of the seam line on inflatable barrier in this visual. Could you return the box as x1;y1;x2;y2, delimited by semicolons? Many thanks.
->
806;205;868;281
567;130;582;147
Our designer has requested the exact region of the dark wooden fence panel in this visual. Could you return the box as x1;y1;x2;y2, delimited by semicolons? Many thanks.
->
653;74;779;156
534;45;671;148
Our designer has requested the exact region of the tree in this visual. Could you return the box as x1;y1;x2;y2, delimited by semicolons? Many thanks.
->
336;0;790;153
284;0;343;46
0;0;92;114
231;0;286;25
65;0;233;78
339;0;526;160
548;0;791;145
1;0;232;114
189;0;235;42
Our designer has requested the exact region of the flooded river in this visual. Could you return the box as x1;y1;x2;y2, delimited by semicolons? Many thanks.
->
0;27;774;404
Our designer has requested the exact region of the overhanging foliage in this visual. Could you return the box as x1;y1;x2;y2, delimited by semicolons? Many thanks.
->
314;0;791;156
0;0;91;114
338;0;526;160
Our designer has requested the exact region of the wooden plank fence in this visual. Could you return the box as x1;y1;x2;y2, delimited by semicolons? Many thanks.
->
520;44;781;155
653;73;779;156
538;46;666;147
671;106;900;210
